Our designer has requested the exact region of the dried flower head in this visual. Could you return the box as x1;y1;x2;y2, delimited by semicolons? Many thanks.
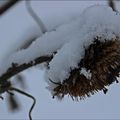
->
50;38;120;100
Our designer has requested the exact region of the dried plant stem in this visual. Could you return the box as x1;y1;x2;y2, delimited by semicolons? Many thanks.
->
10;87;36;120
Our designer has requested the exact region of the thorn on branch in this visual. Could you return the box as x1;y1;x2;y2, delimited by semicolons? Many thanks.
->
103;88;108;94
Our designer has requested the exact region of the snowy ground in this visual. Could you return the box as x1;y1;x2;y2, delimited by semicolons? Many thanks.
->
0;1;120;119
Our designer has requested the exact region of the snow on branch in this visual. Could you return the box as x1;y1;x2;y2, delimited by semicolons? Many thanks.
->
0;4;120;120
0;5;120;101
0;56;52;82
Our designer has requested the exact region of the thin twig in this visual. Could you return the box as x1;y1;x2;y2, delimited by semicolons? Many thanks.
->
10;87;36;120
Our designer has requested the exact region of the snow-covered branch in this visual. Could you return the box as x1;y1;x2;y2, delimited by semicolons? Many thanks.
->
0;4;120;120
0;55;52;83
0;5;120;100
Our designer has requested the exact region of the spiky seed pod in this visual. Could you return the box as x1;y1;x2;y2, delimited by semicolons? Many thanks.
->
51;38;120;100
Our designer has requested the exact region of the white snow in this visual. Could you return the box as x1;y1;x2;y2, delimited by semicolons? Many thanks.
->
47;5;120;86
0;5;120;91
80;68;92;80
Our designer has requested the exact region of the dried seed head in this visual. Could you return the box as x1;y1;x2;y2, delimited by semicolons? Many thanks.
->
51;38;120;100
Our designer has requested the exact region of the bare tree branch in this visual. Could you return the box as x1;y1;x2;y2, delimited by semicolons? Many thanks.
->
0;55;53;83
0;0;20;16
